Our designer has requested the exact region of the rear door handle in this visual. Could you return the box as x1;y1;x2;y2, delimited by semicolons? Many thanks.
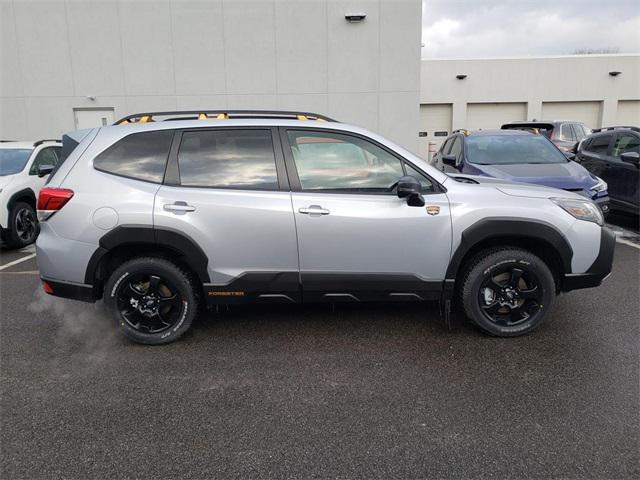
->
164;201;196;214
299;205;330;215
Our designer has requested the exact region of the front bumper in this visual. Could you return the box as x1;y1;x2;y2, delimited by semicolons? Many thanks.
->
594;195;610;214
561;226;615;291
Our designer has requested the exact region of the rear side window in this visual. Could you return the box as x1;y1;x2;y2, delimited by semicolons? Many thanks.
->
560;124;576;142
585;134;612;155
94;130;173;183
177;129;278;190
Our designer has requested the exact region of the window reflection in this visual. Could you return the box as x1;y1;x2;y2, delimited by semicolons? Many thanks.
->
178;130;278;190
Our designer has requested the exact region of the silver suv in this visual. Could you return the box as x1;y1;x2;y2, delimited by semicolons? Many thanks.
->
36;110;615;344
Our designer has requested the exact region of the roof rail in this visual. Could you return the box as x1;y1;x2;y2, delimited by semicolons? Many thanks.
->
114;110;338;125
33;139;61;147
452;129;470;135
0;140;16;142
592;126;640;133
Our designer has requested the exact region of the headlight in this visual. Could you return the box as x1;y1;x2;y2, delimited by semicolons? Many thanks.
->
590;176;607;193
551;197;604;226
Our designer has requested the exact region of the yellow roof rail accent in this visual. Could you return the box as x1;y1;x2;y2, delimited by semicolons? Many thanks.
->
531;127;540;135
296;114;309;121
198;113;208;120
138;115;153;123
216;113;228;120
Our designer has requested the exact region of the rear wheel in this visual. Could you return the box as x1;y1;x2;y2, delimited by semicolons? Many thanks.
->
8;202;38;248
104;257;198;345
461;248;555;336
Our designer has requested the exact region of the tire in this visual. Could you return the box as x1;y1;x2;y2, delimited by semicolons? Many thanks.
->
461;248;555;337
104;257;198;345
7;201;39;248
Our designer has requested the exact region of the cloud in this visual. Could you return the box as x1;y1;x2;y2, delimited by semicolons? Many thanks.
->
422;0;640;58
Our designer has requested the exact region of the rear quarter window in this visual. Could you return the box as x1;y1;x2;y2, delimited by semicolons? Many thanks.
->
93;130;174;183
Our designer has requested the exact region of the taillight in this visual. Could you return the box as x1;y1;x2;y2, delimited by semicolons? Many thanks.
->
37;187;74;220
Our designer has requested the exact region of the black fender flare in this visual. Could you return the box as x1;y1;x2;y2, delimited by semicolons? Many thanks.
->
7;188;37;213
85;225;210;285
445;217;574;279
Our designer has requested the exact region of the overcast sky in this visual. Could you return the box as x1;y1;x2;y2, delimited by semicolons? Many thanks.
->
422;0;640;58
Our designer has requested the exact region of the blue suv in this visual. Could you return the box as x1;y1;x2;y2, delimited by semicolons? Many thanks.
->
431;129;610;213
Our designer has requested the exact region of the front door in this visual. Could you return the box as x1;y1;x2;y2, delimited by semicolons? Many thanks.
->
154;127;300;303
610;132;640;209
281;128;452;302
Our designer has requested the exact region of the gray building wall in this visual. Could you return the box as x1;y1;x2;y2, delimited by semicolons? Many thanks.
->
1;0;422;152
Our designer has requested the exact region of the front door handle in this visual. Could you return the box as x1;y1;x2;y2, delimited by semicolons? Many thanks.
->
164;201;196;214
298;205;330;215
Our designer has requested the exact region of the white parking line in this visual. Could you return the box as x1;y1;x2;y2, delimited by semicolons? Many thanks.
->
616;237;640;250
0;253;37;271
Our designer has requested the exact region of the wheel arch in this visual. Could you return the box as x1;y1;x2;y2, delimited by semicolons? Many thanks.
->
85;226;210;296
447;218;573;289
7;188;37;212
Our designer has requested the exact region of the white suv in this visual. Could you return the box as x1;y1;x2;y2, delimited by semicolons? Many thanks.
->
35;111;615;344
0;140;61;247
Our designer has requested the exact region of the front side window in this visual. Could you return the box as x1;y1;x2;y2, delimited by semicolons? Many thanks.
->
466;135;568;165
30;147;59;175
613;134;640;157
94;130;174;183
440;137;454;154
405;163;434;192
585;134;612;155
287;130;404;192
177;129;278;190
448;136;463;160
0;149;32;176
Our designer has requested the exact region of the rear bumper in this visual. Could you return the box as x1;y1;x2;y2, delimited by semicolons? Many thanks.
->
561;226;615;292
40;277;97;303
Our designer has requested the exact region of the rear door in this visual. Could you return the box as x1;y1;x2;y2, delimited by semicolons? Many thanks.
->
154;127;300;302
281;127;452;302
609;132;640;209
579;133;614;180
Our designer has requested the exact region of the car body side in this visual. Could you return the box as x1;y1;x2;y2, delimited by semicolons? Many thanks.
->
36;119;612;307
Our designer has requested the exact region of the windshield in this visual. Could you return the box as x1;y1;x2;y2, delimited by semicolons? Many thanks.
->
0;149;32;176
466;135;567;165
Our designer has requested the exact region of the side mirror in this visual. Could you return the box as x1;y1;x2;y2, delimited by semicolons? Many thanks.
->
564;152;576;161
397;175;425;207
621;151;640;167
442;154;457;167
37;164;55;177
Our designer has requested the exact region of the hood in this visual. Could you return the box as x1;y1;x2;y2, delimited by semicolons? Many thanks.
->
0;174;16;190
471;161;597;190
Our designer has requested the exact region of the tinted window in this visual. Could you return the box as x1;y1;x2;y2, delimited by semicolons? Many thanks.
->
466;135;567;165
613;134;640;156
178;129;278;189
585;134;612;155
94;130;173;183
449;136;463;159
287;130;404;192
0;149;32;176
440;138;454;154
30;147;59;175
573;124;587;140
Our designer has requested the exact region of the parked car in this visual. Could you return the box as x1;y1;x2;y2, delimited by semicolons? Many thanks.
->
0;140;61;247
576;126;639;215
431;129;609;213
36;110;614;344
501;120;591;153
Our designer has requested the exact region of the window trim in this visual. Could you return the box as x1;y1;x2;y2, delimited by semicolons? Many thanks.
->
163;126;289;191
279;126;445;195
93;129;177;185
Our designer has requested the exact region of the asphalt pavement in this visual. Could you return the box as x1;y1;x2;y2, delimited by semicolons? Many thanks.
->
0;241;638;479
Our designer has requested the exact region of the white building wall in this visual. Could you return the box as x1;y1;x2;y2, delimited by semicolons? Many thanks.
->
419;54;640;152
0;0;422;152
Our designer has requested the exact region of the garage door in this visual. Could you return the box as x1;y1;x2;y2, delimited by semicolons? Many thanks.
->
466;103;526;131
541;101;602;130
616;100;640;126
418;104;452;158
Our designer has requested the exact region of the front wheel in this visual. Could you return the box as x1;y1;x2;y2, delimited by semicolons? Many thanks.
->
104;257;198;345
461;248;555;337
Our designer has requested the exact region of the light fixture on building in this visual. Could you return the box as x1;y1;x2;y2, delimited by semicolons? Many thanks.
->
609;71;621;77
345;13;366;23
456;74;467;80
86;95;96;101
